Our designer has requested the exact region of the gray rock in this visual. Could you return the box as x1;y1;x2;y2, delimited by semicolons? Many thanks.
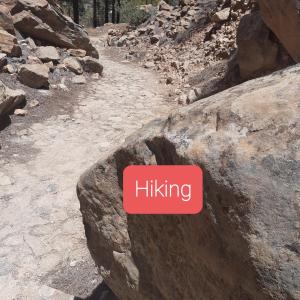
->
77;64;300;300
36;46;60;63
211;7;230;22
258;0;300;62
18;64;49;89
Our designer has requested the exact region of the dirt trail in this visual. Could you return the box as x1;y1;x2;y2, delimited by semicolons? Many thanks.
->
0;37;174;299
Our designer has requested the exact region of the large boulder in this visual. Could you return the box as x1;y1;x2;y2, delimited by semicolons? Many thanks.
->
0;4;15;34
0;29;21;57
77;65;300;300
237;11;279;79
258;0;300;62
11;0;98;58
18;64;49;88
0;81;26;117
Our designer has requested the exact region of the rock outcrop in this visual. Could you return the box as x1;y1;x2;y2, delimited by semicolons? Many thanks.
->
258;0;300;62
11;0;98;58
78;65;300;300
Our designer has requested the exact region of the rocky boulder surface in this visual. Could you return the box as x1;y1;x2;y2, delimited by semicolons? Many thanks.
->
0;28;21;57
236;11;278;79
0;80;25;117
0;3;15;34
18;63;49;88
11;0;98;58
258;0;300;63
77;65;300;300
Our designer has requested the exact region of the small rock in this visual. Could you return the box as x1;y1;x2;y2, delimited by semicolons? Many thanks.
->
0;172;12;186
166;77;173;84
91;73;99;80
28;99;39;108
187;89;198;104
212;8;231;23
3;64;15;74
67;48;87;57
150;35;160;44
36;46;60;63
63;57;83;75
26;37;36;49
144;61;155;69
72;75;86;84
80;56;103;75
69;260;77;267
14;108;27;116
27;55;42;64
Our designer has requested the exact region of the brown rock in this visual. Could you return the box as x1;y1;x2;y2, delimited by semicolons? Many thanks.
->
0;29;22;57
237;12;278;79
211;7;230;23
258;0;300;62
158;0;172;11
0;4;15;34
78;64;300;300
63;57;83;75
18;64;49;89
0;81;26;117
67;49;87;58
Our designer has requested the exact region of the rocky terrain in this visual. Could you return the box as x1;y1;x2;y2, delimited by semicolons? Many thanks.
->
1;0;299;299
0;0;103;130
77;0;300;299
105;0;293;103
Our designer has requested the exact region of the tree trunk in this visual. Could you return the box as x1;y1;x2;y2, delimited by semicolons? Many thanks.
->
112;0;115;23
73;0;79;24
116;0;120;23
104;0;109;23
93;0;98;27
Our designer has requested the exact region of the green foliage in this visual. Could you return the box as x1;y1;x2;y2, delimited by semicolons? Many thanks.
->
119;0;157;26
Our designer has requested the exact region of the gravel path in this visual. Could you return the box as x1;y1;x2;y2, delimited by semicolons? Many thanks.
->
0;37;174;299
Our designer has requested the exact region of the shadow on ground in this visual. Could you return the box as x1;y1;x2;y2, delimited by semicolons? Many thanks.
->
74;282;119;300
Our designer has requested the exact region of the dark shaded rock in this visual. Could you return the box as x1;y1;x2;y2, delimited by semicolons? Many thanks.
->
237;11;279;79
0;81;26;117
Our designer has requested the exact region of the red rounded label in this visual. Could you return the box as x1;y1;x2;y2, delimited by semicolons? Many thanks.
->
123;165;203;214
